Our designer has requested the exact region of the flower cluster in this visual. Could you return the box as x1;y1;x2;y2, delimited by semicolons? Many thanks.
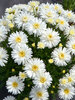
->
0;1;75;100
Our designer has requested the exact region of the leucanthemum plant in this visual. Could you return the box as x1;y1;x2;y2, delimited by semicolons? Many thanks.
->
0;1;75;100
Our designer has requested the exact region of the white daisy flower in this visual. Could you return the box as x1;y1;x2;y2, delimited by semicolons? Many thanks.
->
40;28;60;48
66;73;75;86
59;77;68;86
56;17;69;31
6;76;24;95
11;44;32;65
46;17;56;25
0;26;7;43
28;1;40;8
26;18;46;36
12;4;27;12
15;12;33;29
58;85;75;100
70;65;75;76
66;39;75;55
52;4;65;16
19;71;27;80
30;86;49;100
39;2;51;11
40;9;56;20
0;47;8;67
64;10;75;22
64;26;75;37
51;47;71;66
0;17;9;31
24;58;46;78
33;72;52;88
5;7;16;15
8;31;28;49
3;96;16;100
37;42;45;49
5;13;14;21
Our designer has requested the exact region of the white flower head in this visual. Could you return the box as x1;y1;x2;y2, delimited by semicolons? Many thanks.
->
56;16;69;31
64;10;75;22
40;9;56;20
66;73;75;86
39;2;51;11
26;18;46;36
40;28;60;48
70;65;75;76
0;47;8;67
53;4;63;13
15;11;33;29
8;31;28;49
11;44;32;65
30;86;49;100
24;58;46;78
37;42;45;49
51;47;71;66
33;72;52;88
6;76;24;95
64;26;75;37
58;85;75;100
28;1;40;8
19;71;27;80
66;39;75;55
59;77;68;86
0;26;7;43
3;96;16;100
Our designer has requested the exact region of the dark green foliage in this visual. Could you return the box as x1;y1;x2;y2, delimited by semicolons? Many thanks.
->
63;0;75;11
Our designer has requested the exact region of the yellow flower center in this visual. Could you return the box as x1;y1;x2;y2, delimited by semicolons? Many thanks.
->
20;73;26;79
68;77;72;82
54;5;58;10
32;65;39;72
46;12;52;17
33;23;40;29
37;91;43;98
30;2;36;7
22;16;28;22
44;5;49;9
72;44;75;49
12;82;18;88
60;20;64;25
40;77;46;83
47;34;53;40
69;29;75;35
19;51;26;57
67;13;72;17
61;79;67;84
8;23;14;28
47;18;53;23
64;88;70;94
56;19;60;23
15;37;21;43
7;15;13;20
59;52;65;59
38;42;45;49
